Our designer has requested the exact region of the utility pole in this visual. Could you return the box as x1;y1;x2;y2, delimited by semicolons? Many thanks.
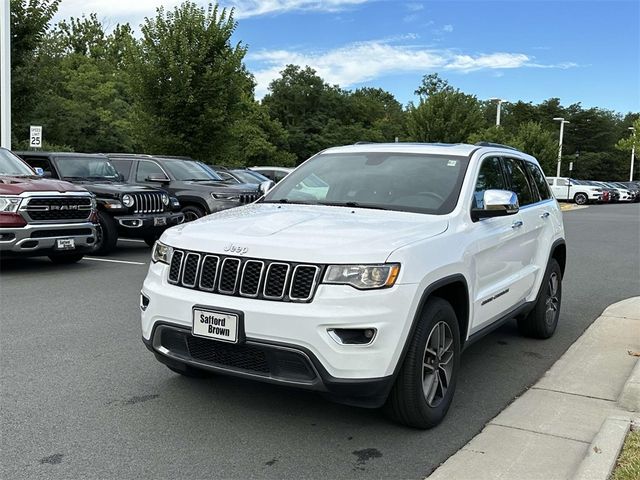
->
629;126;636;182
0;0;10;149
490;98;503;126
553;117;569;177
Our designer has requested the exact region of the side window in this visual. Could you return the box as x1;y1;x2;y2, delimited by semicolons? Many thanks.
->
136;161;166;182
546;178;554;186
557;178;569;187
110;159;132;179
473;157;507;209
24;158;55;177
274;170;288;182
503;158;536;206
525;162;552;201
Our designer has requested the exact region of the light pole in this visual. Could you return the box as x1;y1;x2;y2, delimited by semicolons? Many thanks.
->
629;126;636;182
490;98;503;126
554;117;570;177
0;0;11;149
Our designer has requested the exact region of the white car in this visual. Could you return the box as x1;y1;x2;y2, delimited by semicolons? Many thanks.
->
142;143;566;428
545;177;602;205
249;166;293;183
596;182;633;202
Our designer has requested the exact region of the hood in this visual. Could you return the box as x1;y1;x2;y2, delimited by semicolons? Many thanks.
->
82;182;163;197
173;180;259;194
161;203;448;264
0;176;88;195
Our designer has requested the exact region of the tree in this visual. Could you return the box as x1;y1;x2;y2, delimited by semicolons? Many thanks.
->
128;2;254;161
510;122;558;175
407;74;483;143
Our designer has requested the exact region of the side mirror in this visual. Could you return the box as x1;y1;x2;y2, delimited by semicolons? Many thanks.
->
259;180;275;196
472;189;519;220
146;174;170;183
34;167;45;176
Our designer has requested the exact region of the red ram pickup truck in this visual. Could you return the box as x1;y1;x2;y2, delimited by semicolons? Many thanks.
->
0;148;97;264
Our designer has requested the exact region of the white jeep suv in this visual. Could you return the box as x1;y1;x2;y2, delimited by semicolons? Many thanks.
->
141;143;566;428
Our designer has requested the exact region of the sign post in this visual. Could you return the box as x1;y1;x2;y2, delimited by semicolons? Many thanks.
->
567;162;573;200
29;126;43;149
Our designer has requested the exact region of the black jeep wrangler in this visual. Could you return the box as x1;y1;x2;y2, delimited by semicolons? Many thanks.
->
17;152;184;254
106;154;266;221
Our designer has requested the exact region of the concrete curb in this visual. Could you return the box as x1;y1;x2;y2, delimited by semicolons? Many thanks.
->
572;416;631;480
619;360;640;412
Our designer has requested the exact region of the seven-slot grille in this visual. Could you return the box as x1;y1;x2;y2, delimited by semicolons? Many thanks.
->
239;193;259;204
22;196;92;221
168;249;322;303
132;192;165;214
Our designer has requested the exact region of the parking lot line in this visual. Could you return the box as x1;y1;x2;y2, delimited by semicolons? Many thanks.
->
83;257;146;266
119;238;147;243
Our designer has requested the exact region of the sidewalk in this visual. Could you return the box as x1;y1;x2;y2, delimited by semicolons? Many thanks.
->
428;297;640;480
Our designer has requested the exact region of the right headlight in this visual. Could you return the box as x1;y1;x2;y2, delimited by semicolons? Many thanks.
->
122;194;134;208
0;196;22;213
323;264;400;290
151;241;173;264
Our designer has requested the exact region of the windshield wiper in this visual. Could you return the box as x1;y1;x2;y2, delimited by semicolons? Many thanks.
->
318;201;390;211
261;198;318;205
63;176;92;181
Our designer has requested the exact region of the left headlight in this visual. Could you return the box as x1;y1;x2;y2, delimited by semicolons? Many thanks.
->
0;196;22;213
323;264;400;290
122;194;134;208
211;192;240;200
151;241;172;264
162;193;170;206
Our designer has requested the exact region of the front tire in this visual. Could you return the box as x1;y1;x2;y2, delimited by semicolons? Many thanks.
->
385;297;460;429
181;205;205;222
517;258;562;339
574;192;588;205
93;211;118;255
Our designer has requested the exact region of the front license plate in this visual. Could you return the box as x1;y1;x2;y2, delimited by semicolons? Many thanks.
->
55;238;75;250
192;308;239;343
154;216;167;226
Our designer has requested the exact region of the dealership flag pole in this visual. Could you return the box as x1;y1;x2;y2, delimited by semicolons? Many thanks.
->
0;0;10;149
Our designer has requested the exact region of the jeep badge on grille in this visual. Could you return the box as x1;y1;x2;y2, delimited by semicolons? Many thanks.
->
224;244;248;255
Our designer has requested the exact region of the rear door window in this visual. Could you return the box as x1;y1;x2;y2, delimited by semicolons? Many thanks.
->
503;157;536;206
525;162;552;201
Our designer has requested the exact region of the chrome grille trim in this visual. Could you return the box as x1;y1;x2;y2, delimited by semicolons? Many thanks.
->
239;260;265;298
133;192;164;214
263;262;290;300
166;249;322;303
218;258;241;294
181;252;201;288
288;265;321;301
198;255;220;291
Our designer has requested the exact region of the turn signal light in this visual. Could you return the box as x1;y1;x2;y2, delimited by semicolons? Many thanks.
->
0;213;27;228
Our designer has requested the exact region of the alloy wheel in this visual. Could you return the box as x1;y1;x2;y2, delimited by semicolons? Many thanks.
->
422;321;454;407
545;272;560;326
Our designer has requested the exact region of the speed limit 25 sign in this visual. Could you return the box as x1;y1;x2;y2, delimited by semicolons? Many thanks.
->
29;126;43;148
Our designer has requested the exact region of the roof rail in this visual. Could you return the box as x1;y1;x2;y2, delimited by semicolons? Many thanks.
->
474;142;521;152
353;141;376;145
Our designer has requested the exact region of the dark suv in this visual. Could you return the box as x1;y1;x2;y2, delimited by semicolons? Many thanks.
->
106;155;262;221
17;152;184;253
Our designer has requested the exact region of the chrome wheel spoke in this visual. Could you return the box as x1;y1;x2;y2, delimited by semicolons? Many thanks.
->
422;320;455;407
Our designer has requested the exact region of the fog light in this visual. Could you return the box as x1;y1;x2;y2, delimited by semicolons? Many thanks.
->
327;328;377;345
140;293;150;311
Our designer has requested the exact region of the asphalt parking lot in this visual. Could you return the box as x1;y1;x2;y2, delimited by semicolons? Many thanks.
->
1;203;639;480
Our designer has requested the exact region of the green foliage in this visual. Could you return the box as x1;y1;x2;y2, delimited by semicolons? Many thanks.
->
407;74;483;143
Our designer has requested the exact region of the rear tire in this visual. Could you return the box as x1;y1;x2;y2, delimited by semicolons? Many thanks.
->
48;253;84;264
517;258;562;339
574;192;588;205
181;205;206;222
385;297;460;429
93;211;118;255
166;364;212;378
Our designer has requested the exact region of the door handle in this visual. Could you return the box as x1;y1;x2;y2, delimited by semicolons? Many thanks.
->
540;211;550;219
511;220;524;229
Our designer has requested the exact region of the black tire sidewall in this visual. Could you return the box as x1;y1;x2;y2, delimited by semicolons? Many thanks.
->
574;193;587;205
94;211;118;255
536;259;563;337
181;205;205;222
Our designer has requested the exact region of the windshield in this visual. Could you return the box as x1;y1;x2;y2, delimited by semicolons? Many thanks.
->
162;160;222;181
0;149;35;176
55;156;119;180
231;169;269;184
263;152;469;214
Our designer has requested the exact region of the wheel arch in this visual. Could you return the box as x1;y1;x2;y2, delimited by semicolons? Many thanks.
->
550;239;567;278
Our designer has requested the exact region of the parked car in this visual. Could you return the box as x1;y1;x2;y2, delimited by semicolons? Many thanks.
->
249;166;293;183
591;181;633;202
107;155;262;222
545;176;602;204
141;142;566;429
17;152;184;253
209;166;271;186
0;148;97;263
615;182;640;202
608;182;637;202
584;180;618;202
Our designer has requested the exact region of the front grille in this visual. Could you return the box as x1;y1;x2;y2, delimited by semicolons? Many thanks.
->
30;228;93;239
23;197;92;221
187;336;270;373
132;192;165;214
167;248;322;303
239;193;259;204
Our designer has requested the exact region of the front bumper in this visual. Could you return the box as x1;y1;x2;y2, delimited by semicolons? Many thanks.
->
141;261;418;386
114;212;184;236
0;221;96;256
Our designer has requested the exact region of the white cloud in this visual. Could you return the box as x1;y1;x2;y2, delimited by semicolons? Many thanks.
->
248;40;578;97
442;24;453;33
227;0;371;18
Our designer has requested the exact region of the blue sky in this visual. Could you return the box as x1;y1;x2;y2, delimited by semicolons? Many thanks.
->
55;0;640;113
